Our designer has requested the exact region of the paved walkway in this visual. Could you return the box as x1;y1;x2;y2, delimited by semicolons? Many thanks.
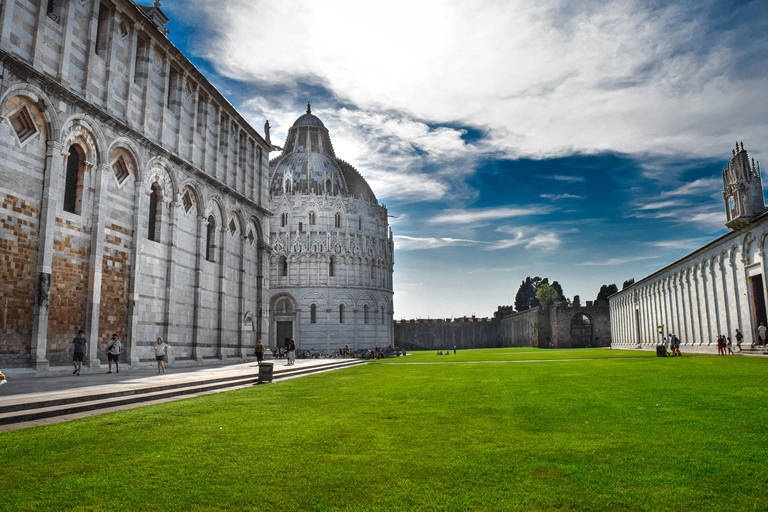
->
0;358;347;399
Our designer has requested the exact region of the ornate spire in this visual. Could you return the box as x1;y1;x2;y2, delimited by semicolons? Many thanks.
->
307;102;311;114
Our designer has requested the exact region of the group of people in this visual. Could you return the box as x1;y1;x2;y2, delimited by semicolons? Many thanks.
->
664;334;682;357
69;330;169;376
716;334;736;355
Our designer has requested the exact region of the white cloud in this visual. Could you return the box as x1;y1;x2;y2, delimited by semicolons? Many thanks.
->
546;175;586;183
540;193;585;200
429;206;550;224
662;177;722;197
638;200;682;210
648;237;712;250
393;235;484;251
579;255;661;266
178;0;768;163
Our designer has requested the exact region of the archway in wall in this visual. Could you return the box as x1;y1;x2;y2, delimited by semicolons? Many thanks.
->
272;296;296;349
571;314;593;348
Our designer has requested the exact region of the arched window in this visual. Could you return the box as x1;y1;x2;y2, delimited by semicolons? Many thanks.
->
281;213;288;227
381;307;385;324
63;144;85;214
206;215;216;261
335;213;341;228
339;304;345;323
325;179;332;195
310;303;317;323
148;183;163;242
329;256;335;277
364;304;369;324
309;211;316;225
279;256;288;277
358;216;362;230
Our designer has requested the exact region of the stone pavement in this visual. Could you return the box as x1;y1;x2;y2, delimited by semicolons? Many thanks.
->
0;358;365;431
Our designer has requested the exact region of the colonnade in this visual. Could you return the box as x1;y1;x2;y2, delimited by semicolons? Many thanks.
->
610;231;768;347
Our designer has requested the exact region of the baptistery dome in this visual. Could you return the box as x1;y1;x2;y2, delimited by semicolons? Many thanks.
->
267;105;394;354
269;103;377;202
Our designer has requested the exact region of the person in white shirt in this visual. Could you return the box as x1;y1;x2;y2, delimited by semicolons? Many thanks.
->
154;337;169;374
106;333;121;374
758;323;767;347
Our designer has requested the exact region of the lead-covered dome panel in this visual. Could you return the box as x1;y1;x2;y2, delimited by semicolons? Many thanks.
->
269;105;377;203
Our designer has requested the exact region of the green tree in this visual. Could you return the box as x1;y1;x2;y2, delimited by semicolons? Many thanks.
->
622;278;635;289
535;283;560;306
515;276;566;311
596;283;618;302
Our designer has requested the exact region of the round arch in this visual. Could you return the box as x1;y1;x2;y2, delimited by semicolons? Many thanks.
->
570;313;594;348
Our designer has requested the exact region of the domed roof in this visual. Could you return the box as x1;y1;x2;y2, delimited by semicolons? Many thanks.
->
269;105;377;203
292;104;325;128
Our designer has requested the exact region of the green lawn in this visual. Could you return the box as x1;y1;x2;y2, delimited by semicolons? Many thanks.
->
1;349;766;511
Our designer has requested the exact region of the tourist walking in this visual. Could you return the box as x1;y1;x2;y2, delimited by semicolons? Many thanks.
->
344;344;350;358
726;337;734;355
453;345;457;355
735;329;744;352
758;322;767;347
287;339;296;366
255;339;265;363
671;334;681;357
72;330;87;375
106;333;121;373
154;337;169;374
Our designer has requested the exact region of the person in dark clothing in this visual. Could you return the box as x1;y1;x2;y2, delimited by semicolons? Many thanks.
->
72;330;87;376
255;339;265;363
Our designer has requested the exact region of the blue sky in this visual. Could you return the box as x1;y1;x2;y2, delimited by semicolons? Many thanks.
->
151;0;768;319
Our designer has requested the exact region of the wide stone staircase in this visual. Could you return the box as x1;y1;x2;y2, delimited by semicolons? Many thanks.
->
0;359;365;429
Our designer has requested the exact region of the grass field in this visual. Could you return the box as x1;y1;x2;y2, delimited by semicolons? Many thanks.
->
1;348;767;511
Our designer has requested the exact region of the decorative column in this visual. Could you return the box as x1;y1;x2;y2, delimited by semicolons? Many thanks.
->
693;261;712;345
216;224;226;359
0;0;16;52
141;40;156;135
127;179;144;366
57;0;75;88
125;23;141;125
720;254;732;340
237;231;246;359
104;7;120;115
158;55;170;147
709;258;721;343
162;196;179;361
30;141;66;371
192;214;206;363
85;162;109;369
82;0;101;102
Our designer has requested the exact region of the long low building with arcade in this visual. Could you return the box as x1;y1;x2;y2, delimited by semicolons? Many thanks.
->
610;143;767;351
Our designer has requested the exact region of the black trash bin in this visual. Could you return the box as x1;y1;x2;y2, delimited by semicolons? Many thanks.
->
656;345;667;357
258;362;274;383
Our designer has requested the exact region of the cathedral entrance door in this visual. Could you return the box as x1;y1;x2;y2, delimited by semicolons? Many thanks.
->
277;321;293;349
749;275;767;334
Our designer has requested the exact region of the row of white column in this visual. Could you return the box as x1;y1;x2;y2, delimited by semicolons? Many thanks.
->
611;244;766;346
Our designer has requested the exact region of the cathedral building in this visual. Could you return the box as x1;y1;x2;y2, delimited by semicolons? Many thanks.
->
0;0;393;371
610;143;767;351
267;105;395;351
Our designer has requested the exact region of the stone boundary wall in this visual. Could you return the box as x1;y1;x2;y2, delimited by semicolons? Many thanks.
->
394;317;500;351
395;303;612;350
